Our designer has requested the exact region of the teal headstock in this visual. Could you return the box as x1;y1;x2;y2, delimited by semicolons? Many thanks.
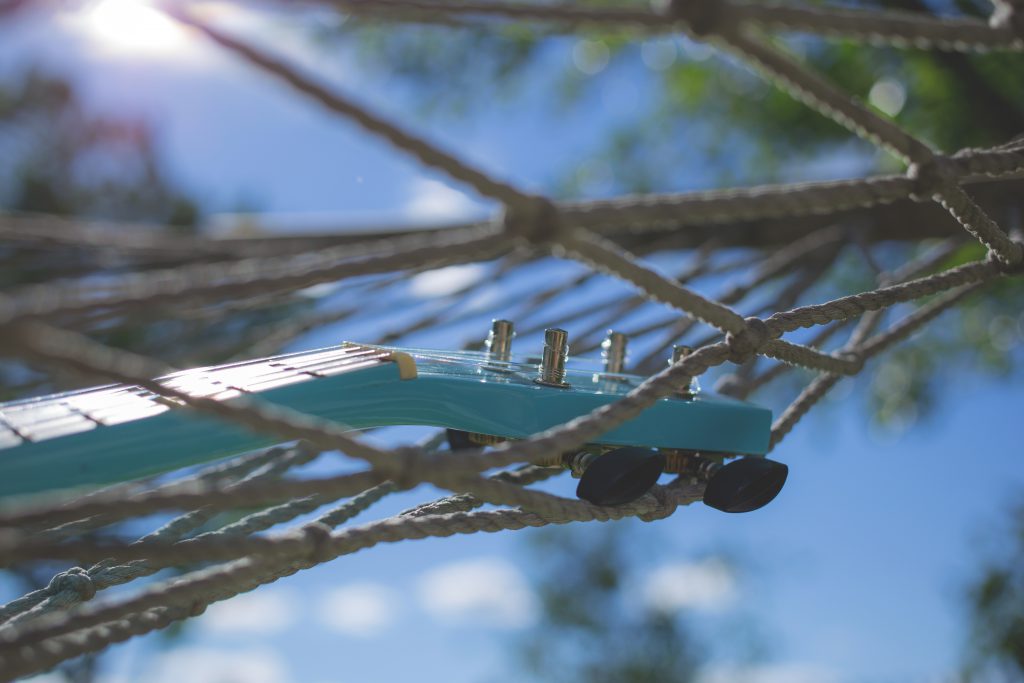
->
432;322;784;512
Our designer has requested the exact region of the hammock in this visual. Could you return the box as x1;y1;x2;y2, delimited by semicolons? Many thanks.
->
0;1;1022;678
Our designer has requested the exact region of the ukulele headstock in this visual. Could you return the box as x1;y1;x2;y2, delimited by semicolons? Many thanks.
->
434;320;786;514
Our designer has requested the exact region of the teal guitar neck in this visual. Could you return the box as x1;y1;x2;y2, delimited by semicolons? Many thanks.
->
0;324;778;510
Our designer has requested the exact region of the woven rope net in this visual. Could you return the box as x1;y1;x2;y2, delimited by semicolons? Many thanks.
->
1;0;1023;678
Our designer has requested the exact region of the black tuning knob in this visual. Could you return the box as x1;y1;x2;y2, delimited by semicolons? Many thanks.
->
703;457;788;513
576;447;666;506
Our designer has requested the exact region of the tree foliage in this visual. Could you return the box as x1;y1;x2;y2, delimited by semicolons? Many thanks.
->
0;69;198;229
339;0;1024;187
516;525;704;682
964;504;1024;680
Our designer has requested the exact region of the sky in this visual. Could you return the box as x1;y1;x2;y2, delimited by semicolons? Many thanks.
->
2;2;1023;682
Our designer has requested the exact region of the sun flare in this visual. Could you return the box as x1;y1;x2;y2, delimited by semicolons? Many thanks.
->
83;0;188;54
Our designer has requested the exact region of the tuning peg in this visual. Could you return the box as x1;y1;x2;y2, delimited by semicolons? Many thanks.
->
669;345;700;398
446;428;476;451
535;328;570;388
670;345;691;365
602;331;628;374
449;429;665;506
575;446;666;506
446;428;505;450
702;457;788;513
486;319;514;361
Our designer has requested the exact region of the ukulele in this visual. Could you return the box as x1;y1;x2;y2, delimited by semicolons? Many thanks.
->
0;321;786;511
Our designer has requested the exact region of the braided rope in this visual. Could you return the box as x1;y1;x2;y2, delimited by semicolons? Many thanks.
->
0;1;1022;677
0;224;504;326
0;445;323;629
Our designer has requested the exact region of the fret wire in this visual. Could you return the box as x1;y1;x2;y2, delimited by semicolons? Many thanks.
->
241;374;312;392
89;404;170;427
281;353;391;376
304;358;391;377
20;414;97;442
277;347;383;369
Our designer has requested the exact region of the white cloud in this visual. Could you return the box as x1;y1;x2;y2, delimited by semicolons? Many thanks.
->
698;663;841;683
404;178;479;222
199;589;297;636
409;263;486;298
641;558;737;615
126;648;293;683
417;556;538;629
318;582;399;637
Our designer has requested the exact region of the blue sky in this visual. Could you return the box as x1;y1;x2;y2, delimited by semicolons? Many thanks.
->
3;3;1024;682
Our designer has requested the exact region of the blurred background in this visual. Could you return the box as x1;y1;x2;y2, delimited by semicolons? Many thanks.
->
1;0;1023;681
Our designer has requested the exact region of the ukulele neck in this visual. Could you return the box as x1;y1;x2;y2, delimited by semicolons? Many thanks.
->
0;343;405;449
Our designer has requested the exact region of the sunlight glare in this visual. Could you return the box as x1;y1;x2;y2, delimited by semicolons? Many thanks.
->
83;0;188;54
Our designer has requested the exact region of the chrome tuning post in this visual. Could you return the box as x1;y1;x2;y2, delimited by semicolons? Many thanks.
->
670;344;700;399
486;319;514;362
535;328;570;388
601;330;628;375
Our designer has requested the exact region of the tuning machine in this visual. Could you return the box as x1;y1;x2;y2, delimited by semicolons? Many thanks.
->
572;447;786;511
486;319;514;361
601;330;628;374
666;451;788;513
535;328;571;388
669;345;700;399
446;428;506;451
570;447;666;507
445;434;666;507
479;319;519;376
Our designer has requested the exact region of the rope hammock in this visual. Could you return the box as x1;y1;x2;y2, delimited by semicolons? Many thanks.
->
1;0;1023;678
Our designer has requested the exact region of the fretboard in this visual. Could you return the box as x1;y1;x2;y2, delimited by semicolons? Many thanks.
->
0;343;397;450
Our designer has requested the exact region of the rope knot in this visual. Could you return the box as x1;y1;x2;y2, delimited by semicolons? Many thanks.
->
638;485;678;522
657;0;726;37
835;350;864;374
906;155;959;201
986;242;1024;273
990;0;1024;35
47;567;96;601
301;523;334;564
384;446;428;490
499;196;562;245
725;317;770;363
